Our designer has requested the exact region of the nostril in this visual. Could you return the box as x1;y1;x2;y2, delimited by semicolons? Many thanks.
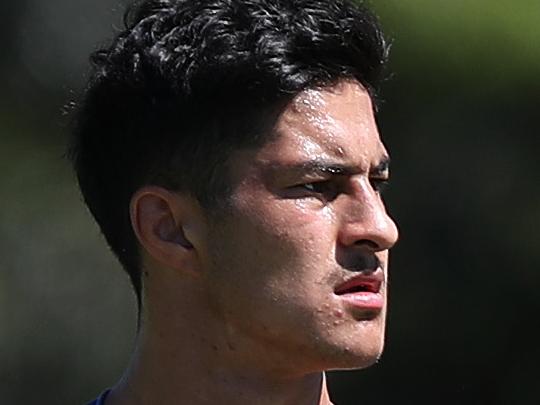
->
354;239;380;250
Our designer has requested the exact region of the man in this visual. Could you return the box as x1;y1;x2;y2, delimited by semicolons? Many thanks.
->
72;0;398;404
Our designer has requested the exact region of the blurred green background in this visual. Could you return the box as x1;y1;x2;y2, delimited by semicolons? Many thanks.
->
1;1;538;404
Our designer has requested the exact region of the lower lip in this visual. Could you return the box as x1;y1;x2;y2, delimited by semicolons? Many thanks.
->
338;292;384;311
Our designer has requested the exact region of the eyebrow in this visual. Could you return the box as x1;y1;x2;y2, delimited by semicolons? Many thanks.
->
265;156;390;177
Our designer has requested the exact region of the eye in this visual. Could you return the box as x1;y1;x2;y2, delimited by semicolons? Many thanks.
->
288;180;340;201
301;181;332;193
370;177;390;194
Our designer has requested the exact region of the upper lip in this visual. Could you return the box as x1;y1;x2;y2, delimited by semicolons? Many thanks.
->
334;271;384;295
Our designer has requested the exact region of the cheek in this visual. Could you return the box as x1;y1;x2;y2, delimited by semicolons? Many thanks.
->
245;201;338;278
205;202;336;307
254;198;338;249
205;191;342;305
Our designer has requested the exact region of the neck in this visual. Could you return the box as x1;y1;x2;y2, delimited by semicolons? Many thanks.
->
105;280;334;405
107;336;333;405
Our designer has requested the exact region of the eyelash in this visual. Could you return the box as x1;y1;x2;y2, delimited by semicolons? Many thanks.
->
292;177;389;199
371;178;390;194
288;180;339;201
299;181;334;193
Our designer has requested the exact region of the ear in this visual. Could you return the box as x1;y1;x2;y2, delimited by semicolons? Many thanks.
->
130;186;205;276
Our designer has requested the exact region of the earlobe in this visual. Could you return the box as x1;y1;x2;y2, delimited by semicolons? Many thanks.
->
130;186;200;274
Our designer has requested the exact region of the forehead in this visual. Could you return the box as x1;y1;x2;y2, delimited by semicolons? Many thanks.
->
256;80;387;169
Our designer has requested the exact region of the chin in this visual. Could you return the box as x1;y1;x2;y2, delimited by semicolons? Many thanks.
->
324;340;384;371
340;344;384;370
320;319;386;371
326;355;382;372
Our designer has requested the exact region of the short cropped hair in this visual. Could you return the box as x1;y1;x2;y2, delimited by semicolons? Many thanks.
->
69;0;389;305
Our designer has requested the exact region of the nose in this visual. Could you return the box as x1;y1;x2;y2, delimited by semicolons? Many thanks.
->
338;178;399;252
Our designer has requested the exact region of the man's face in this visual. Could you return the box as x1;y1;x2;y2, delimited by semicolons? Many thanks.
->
201;80;398;375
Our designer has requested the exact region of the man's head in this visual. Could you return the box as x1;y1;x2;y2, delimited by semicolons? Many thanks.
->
197;80;398;373
71;0;397;372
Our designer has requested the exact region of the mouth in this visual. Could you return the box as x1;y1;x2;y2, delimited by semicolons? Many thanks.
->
334;272;384;313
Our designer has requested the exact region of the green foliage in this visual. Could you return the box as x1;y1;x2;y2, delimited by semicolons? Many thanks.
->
371;0;540;90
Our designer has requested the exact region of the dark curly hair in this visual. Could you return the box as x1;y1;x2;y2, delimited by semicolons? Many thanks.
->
69;0;389;306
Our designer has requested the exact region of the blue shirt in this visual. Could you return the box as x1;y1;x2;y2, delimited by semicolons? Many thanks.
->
86;390;110;405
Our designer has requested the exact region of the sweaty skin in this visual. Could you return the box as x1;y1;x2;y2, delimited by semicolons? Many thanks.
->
204;80;398;373
106;79;398;405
